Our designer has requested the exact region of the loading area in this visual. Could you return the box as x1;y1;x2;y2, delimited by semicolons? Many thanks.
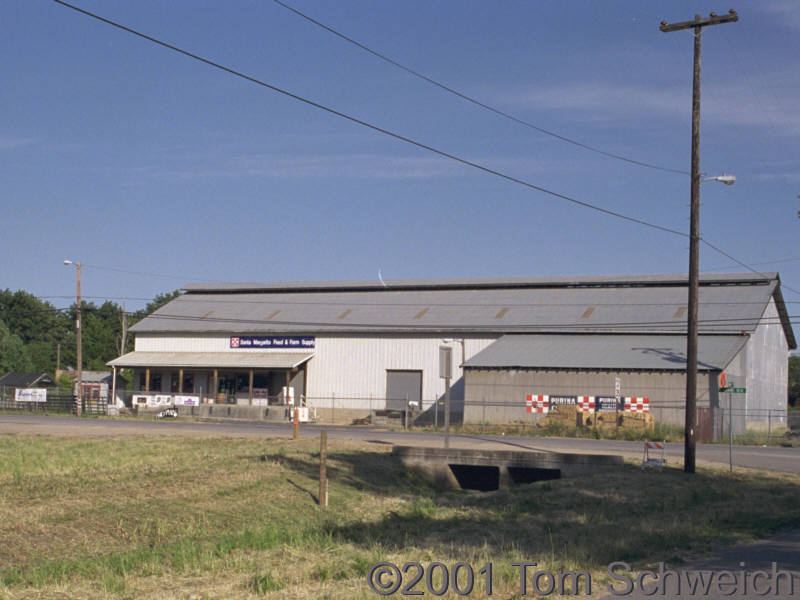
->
393;445;623;491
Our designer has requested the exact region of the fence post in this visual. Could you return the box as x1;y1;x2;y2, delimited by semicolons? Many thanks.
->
319;430;328;509
729;393;733;473
767;410;772;446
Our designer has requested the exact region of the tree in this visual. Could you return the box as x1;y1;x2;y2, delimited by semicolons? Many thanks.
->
789;355;800;408
0;320;34;375
127;290;181;331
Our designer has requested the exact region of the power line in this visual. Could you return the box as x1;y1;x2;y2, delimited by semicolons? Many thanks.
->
81;263;216;282
51;0;687;239
704;257;800;270
700;238;800;297
134;308;796;332
271;0;689;176
51;1;797;298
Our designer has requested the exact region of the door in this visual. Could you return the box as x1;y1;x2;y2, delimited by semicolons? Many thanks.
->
386;370;422;412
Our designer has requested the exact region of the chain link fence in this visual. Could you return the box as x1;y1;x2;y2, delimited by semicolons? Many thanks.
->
0;386;107;416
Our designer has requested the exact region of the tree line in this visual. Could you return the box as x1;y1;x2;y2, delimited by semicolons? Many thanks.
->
0;289;180;380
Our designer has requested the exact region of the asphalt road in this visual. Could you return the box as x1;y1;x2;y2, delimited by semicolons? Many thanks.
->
1;413;797;474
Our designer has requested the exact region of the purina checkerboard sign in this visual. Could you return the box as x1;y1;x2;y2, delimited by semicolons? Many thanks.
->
230;336;315;349
526;393;649;413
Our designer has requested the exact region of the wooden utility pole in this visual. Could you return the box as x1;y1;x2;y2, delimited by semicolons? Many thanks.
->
660;10;738;474
118;304;127;355
319;430;328;509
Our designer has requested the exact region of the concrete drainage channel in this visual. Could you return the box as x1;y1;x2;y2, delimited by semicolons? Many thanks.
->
392;446;623;491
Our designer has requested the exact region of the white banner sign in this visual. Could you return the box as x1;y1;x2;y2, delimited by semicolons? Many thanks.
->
15;388;47;402
174;395;199;406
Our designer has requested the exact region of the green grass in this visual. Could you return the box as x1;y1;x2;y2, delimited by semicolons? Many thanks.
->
0;434;799;598
417;420;685;442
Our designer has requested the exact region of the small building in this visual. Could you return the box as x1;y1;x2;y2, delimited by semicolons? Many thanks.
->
57;369;113;401
0;372;57;390
108;272;794;430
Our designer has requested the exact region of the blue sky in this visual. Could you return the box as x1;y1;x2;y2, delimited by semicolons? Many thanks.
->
2;1;799;311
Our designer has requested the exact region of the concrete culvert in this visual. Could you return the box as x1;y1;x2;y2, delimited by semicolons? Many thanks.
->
507;466;561;484
448;464;500;491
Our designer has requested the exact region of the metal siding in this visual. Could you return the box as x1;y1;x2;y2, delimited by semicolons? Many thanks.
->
135;334;311;353
464;369;715;426
304;335;496;409
745;298;789;420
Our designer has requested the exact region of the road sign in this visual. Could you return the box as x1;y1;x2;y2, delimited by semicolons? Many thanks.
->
731;387;746;393
439;345;452;379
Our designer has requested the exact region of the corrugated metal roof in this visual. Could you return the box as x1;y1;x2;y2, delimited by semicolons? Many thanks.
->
181;272;778;293
130;273;793;345
107;352;313;369
463;334;747;371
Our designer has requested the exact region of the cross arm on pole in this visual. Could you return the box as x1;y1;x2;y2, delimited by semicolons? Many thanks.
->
660;10;738;33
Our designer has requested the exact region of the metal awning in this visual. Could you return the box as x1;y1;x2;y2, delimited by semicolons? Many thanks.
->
107;351;314;369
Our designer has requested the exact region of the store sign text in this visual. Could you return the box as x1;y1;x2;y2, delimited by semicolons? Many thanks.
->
230;336;315;349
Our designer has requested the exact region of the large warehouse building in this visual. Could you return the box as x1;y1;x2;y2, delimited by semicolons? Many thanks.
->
109;272;794;432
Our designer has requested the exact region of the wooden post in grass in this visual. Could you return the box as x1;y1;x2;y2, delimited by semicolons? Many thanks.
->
292;408;299;440
319;430;328;509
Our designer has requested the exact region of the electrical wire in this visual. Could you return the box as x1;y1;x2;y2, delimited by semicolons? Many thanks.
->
81;263;216;282
51;0;687;239
271;0;689;176
50;1;800;301
700;238;800;297
133;308;797;333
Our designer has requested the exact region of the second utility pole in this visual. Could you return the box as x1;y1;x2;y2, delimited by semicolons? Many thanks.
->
660;10;738;474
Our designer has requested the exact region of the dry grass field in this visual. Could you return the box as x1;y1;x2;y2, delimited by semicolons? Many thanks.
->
1;433;799;599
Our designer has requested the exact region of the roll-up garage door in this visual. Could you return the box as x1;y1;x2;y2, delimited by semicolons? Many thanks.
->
385;370;422;411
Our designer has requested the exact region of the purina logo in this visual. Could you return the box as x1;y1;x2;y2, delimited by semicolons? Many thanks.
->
230;337;240;348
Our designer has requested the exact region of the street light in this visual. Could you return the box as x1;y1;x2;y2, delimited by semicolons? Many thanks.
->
702;174;736;186
63;260;82;417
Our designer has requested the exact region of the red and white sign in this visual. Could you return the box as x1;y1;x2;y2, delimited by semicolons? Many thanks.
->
624;397;650;413
525;394;549;413
577;396;595;413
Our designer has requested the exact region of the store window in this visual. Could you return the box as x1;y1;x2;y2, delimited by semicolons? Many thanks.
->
138;373;162;392
170;373;195;393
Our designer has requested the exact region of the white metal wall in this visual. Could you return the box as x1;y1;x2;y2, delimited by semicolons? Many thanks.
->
133;332;497;408
745;298;789;416
135;334;311;353
305;335;495;406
